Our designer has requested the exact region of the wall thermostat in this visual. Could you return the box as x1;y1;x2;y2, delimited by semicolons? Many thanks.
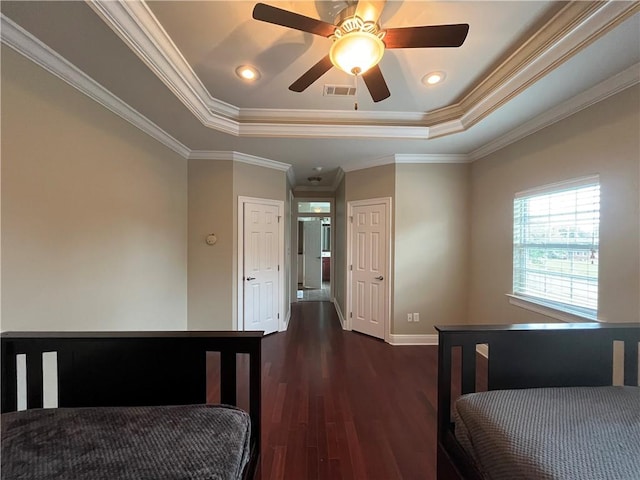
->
206;234;217;245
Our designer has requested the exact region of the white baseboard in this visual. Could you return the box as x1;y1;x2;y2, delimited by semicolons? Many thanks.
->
332;298;346;329
388;333;438;346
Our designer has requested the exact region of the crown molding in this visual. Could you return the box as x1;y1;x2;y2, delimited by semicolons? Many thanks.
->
468;62;640;161
239;123;430;139
428;0;640;138
86;0;240;135
394;154;470;164
342;155;396;173
342;153;472;173
3;7;635;182
0;14;191;158
239;108;429;125
86;0;638;140
188;151;291;172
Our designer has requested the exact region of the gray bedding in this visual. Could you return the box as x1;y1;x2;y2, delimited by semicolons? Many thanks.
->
1;404;251;480
454;386;640;480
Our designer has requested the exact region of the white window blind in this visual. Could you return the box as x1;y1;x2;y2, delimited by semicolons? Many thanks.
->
513;176;600;317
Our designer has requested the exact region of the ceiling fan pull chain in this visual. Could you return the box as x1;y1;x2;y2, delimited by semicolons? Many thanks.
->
354;72;359;111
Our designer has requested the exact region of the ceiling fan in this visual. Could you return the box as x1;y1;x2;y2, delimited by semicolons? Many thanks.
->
252;1;469;103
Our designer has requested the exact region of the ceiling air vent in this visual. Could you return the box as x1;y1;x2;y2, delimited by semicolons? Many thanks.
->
323;85;356;96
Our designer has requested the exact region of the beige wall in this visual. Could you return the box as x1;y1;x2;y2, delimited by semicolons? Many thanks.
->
187;160;286;330
232;162;287;327
346;163;396;201
1;47;188;331
469;85;640;325
187;160;234;329
394;164;470;334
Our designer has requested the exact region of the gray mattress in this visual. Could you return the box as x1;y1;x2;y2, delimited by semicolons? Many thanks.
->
1;404;251;480
454;386;640;480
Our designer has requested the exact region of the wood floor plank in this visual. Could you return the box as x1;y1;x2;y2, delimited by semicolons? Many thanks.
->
207;301;486;479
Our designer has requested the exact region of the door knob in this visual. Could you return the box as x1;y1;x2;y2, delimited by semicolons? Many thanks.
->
375;276;384;281
246;277;256;281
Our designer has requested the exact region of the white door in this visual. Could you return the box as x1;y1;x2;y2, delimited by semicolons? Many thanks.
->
303;219;322;289
243;202;279;335
350;201;389;340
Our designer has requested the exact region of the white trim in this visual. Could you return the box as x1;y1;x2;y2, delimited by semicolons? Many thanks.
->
507;294;600;323
87;0;240;135
237;196;286;333
188;151;291;171
341;155;396;173
439;1;639;133
515;174;599;198
5;8;637;164
84;0;637;140
346;197;393;343
388;334;438;346
0;13;190;158
239;123;430;139
341;153;471;173
470;63;640;161
394;154;470;164
5;4;637;172
333;298;347;330
240;108;428;124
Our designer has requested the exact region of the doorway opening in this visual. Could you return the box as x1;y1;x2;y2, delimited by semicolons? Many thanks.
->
295;200;333;302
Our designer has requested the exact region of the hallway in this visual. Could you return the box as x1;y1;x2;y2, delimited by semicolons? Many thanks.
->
247;301;440;479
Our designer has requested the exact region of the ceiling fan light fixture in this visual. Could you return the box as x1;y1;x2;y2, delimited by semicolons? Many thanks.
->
235;65;260;81
329;31;385;76
422;71;446;86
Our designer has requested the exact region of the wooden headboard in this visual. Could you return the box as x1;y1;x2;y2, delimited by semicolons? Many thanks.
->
435;322;640;480
1;330;263;478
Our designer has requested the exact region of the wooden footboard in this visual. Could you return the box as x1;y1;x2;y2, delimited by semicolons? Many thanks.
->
1;331;263;479
435;322;640;480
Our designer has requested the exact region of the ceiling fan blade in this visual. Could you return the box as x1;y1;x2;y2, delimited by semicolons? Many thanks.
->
362;65;390;102
289;55;334;92
253;3;335;37
354;0;386;23
384;24;469;49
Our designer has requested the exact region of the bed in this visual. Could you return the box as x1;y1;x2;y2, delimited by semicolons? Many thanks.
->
1;331;262;480
435;322;640;480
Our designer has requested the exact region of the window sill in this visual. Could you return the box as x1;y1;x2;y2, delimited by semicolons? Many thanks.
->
506;294;600;323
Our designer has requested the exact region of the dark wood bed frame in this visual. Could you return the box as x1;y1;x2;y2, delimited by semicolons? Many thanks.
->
435;322;640;480
1;330;263;480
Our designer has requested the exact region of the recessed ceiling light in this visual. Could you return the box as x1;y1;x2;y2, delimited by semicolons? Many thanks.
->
422;71;446;86
236;65;260;81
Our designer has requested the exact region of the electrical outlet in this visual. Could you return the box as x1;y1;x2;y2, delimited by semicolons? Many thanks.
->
407;313;413;322
414;312;420;322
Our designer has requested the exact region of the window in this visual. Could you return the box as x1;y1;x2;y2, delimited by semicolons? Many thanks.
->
298;202;330;213
513;176;600;319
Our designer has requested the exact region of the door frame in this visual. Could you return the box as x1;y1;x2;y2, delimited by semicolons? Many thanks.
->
237;196;286;332
293;197;335;302
346;197;392;343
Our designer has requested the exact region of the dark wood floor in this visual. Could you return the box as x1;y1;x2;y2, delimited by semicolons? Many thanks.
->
207;301;483;480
